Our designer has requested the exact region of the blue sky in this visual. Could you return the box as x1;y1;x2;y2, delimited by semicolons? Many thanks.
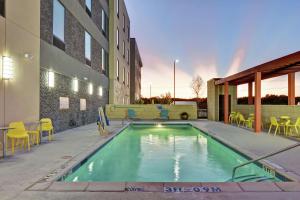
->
125;0;300;98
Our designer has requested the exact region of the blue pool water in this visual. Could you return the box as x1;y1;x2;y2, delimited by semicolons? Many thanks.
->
63;124;284;182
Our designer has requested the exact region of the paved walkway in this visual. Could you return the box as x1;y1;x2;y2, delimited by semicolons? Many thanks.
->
192;121;300;180
0;120;300;200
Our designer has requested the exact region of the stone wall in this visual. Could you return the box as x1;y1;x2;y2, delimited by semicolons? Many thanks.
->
40;68;108;132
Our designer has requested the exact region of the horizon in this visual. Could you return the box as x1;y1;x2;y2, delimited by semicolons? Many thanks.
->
125;0;300;98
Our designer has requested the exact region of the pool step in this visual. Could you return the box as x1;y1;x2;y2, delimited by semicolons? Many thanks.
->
228;174;276;182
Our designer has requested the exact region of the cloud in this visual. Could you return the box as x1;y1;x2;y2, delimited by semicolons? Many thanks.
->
226;48;246;76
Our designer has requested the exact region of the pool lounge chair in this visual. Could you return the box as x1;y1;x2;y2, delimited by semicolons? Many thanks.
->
97;107;109;136
127;109;137;120
160;109;169;120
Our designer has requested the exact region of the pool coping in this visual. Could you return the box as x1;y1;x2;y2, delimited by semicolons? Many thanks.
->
25;121;300;194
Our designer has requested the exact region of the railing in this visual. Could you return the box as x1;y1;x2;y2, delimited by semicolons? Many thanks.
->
232;143;300;181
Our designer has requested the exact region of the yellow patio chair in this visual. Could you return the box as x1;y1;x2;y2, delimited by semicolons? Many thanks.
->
38;118;54;141
268;117;288;136
6;122;30;155
238;114;253;128
286;117;300;136
13;121;39;145
229;112;236;124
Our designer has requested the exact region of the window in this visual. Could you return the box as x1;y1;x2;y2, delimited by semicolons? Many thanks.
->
53;0;65;50
127;49;129;63
116;59;119;80
123;67;125;84
101;9;106;34
101;48;105;71
127;26;130;41
123;14;125;31
0;0;4;17
127;71;129;86
116;28;119;49
122;41;125;57
85;0;92;17
85;31;91;66
116;0;119;17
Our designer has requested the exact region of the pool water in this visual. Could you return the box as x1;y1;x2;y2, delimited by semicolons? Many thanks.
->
63;124;283;182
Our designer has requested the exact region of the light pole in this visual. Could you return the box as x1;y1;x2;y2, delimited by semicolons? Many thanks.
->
173;59;179;104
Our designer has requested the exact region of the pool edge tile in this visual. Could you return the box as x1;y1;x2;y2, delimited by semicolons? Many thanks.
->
126;182;164;192
238;182;282;192
86;182;126;192
275;182;300;192
48;182;89;192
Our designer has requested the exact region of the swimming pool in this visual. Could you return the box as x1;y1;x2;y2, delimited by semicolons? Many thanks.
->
62;124;287;182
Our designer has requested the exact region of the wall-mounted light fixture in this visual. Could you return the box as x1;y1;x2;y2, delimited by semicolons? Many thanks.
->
24;53;34;60
2;56;14;80
48;71;55;88
88;83;93;95
98;86;103;97
73;78;79;92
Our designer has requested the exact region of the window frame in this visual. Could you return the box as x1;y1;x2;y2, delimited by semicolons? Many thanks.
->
122;40;125;57
85;31;92;66
116;28;119;49
116;59;120;81
116;0;119;17
85;0;92;17
123;14;125;31
0;0;5;17
53;0;65;50
123;67;125;84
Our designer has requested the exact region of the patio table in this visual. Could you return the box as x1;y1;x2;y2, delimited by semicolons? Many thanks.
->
0;127;15;158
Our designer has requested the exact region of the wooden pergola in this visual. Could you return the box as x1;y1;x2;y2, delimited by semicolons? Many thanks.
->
215;51;300;133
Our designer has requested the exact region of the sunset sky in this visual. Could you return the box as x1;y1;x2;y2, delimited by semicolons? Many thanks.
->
125;0;300;98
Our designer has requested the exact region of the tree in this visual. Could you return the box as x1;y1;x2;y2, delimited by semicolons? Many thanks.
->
191;75;203;98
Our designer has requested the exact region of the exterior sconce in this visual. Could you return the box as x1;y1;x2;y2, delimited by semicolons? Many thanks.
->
73;78;79;92
2;56;14;80
88;83;93;95
48;71;55;88
98;86;103;97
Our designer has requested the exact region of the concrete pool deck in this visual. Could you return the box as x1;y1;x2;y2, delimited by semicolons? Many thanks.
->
1;120;300;200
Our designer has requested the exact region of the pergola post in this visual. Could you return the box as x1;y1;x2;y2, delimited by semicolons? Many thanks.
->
248;82;253;105
288;72;296;105
224;82;229;124
254;72;262;133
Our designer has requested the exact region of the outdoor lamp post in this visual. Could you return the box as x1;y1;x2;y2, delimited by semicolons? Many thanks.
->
173;59;180;104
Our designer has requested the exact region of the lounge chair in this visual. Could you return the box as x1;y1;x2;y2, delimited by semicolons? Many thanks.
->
97;107;109;136
127;109;137;120
160;109;169;120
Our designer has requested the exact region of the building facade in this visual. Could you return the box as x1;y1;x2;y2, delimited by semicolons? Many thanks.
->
0;0;111;132
130;38;143;103
108;0;131;104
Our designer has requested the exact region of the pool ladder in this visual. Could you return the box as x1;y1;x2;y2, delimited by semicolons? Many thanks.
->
232;143;300;181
